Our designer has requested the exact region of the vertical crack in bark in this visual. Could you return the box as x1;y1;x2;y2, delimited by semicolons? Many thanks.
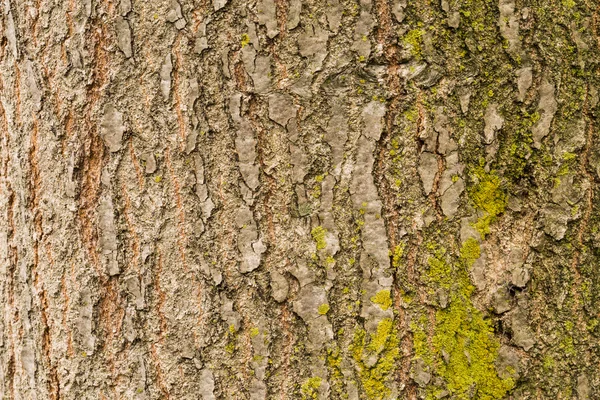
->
120;184;142;273
172;33;187;150
569;87;595;333
1;98;17;400
13;62;21;127
278;303;294;399
128;139;145;191
29;116;59;399
59;262;74;358
275;0;288;37
77;20;121;397
164;147;190;270
372;0;412;394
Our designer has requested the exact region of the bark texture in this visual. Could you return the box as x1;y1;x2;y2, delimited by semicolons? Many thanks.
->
1;0;600;399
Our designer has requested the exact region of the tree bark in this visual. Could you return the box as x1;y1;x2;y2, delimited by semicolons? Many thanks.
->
1;0;599;398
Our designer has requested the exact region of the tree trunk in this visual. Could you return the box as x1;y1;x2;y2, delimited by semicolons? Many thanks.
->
1;0;599;398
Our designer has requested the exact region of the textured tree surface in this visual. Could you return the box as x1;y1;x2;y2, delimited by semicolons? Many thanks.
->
2;0;600;398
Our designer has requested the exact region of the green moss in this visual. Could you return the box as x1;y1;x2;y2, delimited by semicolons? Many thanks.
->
318;303;330;315
460;238;481;267
311;226;327;250
250;327;260;337
370;290;392;311
301;377;322;399
350;318;400;399
469;168;507;237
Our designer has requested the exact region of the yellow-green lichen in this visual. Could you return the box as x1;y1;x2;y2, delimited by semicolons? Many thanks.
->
469;168;507;237
311;226;327;250
426;253;452;289
433;293;515;399
403;29;425;58
542;355;555;371
241;33;250;47
301;377;322;399
422;244;513;398
318;303;330;315
411;317;432;364
327;348;345;396
311;184;321;198
370;290;392;311
225;342;235;354
253;355;265;364
459;238;481;267
392;243;405;268
250;327;260;337
350;318;400;399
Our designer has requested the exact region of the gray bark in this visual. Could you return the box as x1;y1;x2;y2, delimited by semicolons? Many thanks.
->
1;0;600;399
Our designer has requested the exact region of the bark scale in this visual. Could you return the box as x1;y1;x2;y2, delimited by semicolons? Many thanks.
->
1;0;599;399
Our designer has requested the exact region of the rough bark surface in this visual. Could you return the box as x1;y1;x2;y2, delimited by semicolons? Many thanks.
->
1;0;600;399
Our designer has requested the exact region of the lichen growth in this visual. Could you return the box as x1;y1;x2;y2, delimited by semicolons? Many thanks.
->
411;316;432;364
370;290;392;311
426;252;452;289
326;347;345;396
403;29;425;58
469;168;507;237
423;248;514;399
318;303;330;315
241;33;250;48
301;377;322;399
459;238;481;267
433;293;515;399
392;243;405;268
350;318;400;399
311;226;327;250
225;341;235;354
